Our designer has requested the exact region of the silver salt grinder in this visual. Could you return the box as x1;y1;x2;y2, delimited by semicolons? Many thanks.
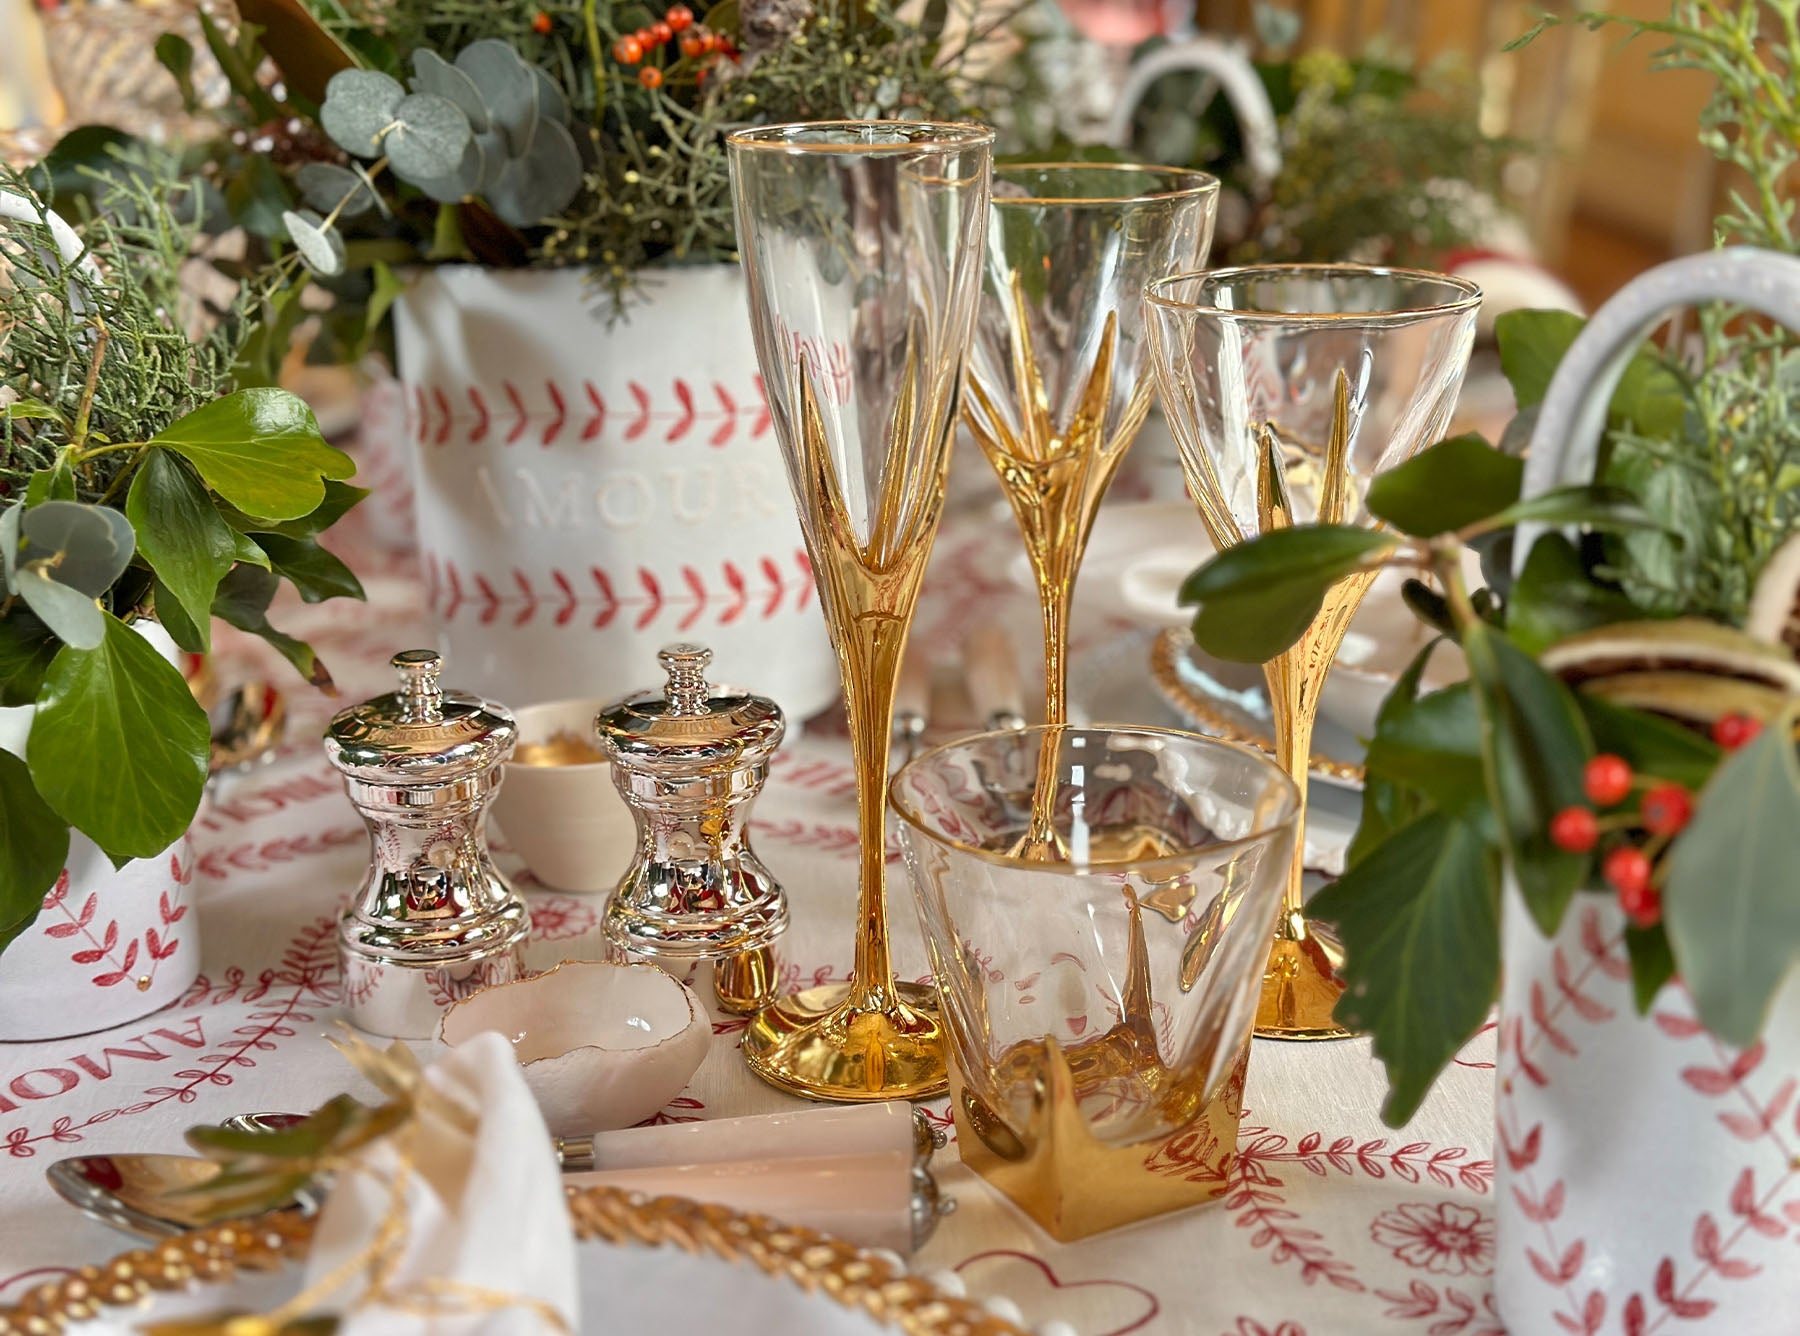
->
325;649;530;1038
596;645;787;1012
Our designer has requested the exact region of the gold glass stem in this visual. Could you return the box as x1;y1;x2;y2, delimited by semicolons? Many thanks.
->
1036;565;1074;730
841;611;907;1010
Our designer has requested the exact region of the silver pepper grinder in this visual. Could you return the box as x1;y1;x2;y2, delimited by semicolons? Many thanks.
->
324;649;530;1038
596;645;787;1012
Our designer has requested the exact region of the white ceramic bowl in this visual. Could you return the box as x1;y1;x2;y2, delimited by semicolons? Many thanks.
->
491;697;636;894
438;960;710;1136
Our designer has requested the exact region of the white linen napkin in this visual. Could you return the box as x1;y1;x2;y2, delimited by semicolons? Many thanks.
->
301;1029;578;1335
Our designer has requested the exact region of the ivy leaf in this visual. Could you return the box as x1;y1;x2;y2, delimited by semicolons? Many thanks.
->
1496;309;1685;436
1480;485;1665;535
1463;622;1591;936
126;452;243;654
220;480;369;540
1311;811;1501;1127
1576;694;1719;793
152;578;207;655
254;534;364;603
0;611;59;706
0;750;68;956
151;389;355;521
29;616;209;861
1181;526;1397;664
1663;704;1800;1049
1362;682;1489;825
24;460;77;505
2;398;63;424
1365;434;1521;537
213;566;334;691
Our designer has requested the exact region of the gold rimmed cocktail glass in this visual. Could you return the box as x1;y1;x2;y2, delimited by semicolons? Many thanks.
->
1145;264;1481;1040
727;121;993;1101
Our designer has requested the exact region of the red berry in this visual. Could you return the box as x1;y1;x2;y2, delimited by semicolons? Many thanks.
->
1640;782;1693;837
1549;806;1599;854
680;33;705;57
650;20;673;42
1603;843;1652;896
699;30;719;52
1583;753;1633;806
614;35;643;62
531;10;552;32
1711;712;1764;750
638;65;664;88
1605;847;1660;926
667;3;694;30
636;26;655;45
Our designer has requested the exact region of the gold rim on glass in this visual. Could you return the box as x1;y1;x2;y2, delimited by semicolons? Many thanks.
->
726;119;996;153
990;162;1220;208
889;722;1300;875
1144;262;1483;323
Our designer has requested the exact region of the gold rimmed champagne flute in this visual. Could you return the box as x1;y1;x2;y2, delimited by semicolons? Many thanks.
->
964;163;1218;858
727;121;993;1101
1145;264;1481;1040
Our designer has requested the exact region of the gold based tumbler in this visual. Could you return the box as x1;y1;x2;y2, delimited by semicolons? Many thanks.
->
892;725;1299;1239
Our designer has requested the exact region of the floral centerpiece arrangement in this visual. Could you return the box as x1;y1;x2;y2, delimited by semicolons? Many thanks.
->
0;160;360;962
98;0;988;347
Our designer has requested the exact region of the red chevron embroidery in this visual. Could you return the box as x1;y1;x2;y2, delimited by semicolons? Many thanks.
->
401;379;771;447
425;555;815;627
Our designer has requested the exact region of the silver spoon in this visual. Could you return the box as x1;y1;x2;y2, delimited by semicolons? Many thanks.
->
45;1151;321;1241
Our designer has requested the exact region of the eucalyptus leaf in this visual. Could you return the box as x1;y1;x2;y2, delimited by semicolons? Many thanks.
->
411;50;491;133
19;500;137;595
0;750;68;957
532;66;568;126
383;93;474;184
319;68;405;157
1311;811;1501;1127
295;162;376;218
30;616;209;859
150;389;355;522
282;209;347;278
1663;705;1800;1048
1181;525;1397;664
1463;622;1591;935
126;452;241;652
213;566;333;690
487;119;581;227
254;534;364;603
454;40;537;148
14;566;105;649
408;135;484;205
1366;434;1521;537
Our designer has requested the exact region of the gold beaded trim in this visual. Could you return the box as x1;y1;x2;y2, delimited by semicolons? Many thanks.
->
0;1188;1026;1336
1148;628;1366;786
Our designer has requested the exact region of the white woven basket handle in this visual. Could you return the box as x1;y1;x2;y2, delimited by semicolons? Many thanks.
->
1100;37;1282;185
0;186;103;300
1514;245;1800;574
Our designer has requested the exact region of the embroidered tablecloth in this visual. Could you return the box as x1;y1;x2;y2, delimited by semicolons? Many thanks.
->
0;497;1501;1336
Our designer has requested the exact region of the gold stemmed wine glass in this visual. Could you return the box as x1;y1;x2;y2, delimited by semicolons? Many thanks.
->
964;163;1217;858
727;121;992;1101
1145;264;1480;1039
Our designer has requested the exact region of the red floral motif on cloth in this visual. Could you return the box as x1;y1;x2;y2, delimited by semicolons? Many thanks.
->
1224;1321;1307;1336
1370;1203;1496;1276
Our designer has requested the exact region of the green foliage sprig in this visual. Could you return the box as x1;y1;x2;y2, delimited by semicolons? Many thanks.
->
0;162;363;958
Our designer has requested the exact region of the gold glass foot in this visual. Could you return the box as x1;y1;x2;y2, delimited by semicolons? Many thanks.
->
1255;915;1353;1040
741;980;948;1102
713;946;779;1016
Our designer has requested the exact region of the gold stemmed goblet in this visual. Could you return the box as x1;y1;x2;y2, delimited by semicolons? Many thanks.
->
727;121;993;1100
1145;264;1481;1039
